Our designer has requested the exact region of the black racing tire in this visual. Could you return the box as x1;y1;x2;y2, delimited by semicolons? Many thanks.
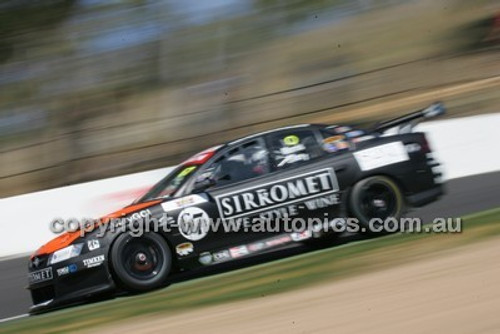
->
348;176;405;235
110;232;172;292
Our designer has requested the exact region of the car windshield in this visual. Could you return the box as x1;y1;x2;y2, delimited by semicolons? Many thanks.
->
135;165;198;203
134;145;222;203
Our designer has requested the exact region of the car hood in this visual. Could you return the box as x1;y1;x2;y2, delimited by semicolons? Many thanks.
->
31;200;162;258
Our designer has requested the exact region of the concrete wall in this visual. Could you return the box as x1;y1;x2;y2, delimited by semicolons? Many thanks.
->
1;113;499;257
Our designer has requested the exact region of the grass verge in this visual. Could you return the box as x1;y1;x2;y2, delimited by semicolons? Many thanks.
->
2;208;500;333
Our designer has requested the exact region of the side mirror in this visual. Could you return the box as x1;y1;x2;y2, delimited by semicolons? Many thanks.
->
218;173;231;181
192;177;216;193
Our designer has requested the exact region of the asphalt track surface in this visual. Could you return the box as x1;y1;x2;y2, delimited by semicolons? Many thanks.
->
0;171;499;321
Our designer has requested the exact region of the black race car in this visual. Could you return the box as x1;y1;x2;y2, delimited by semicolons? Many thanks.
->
28;103;445;313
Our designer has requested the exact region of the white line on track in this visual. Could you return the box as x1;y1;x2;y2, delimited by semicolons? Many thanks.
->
0;313;29;323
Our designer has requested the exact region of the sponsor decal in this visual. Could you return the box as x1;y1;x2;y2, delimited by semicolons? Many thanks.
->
198;252;213;265
177;207;210;241
323;144;339;153
303;194;340;210
230;246;249;258
257;204;299;220
333;126;352;133
212;250;231;263
87;239;100;251
354;142;409;171
241;191;332;222
248;242;266;252
215;168;339;220
32;257;41;268
175;195;205;207
323;142;349;153
176;242;194;256
57;267;67;276
57;263;77;277
335;141;349;149
207;234;306;265
82;254;105;268
352;135;375;143
283;135;300;146
265;235;292;247
345;130;365;138
29;267;53;284
125;209;152;224
291;230;313;242
323;136;349;153
161;194;208;211
323;135;345;144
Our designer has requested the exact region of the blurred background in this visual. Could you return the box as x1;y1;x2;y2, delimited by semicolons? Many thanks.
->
1;0;499;198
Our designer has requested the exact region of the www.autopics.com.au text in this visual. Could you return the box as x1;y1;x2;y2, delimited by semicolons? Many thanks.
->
48;214;462;238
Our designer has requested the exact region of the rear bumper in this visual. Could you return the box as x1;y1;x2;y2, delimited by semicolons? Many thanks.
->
406;184;445;207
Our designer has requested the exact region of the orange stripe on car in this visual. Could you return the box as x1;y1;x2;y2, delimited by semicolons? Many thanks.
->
32;200;162;258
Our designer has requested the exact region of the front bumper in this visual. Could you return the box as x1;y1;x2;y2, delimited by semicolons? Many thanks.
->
28;251;116;313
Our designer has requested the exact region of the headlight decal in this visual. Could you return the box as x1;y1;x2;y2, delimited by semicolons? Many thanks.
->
48;243;84;265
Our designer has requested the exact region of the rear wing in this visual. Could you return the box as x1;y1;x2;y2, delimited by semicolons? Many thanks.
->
372;102;446;135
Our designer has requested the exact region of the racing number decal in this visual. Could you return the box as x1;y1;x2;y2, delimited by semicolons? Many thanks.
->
177;207;210;241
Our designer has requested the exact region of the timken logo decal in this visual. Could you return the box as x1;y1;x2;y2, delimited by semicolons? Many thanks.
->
215;168;339;220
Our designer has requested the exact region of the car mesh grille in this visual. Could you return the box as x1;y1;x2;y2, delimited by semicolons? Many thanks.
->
31;285;55;305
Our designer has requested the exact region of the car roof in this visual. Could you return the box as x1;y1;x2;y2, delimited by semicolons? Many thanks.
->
227;124;321;146
182;123;330;167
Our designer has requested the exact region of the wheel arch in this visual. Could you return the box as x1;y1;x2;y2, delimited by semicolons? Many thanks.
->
345;173;407;217
106;229;179;289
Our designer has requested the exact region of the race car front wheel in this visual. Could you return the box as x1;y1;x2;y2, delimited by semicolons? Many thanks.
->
349;175;405;234
110;232;172;292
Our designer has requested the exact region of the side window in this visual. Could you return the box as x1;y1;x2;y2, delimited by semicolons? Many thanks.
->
199;139;270;188
268;130;323;169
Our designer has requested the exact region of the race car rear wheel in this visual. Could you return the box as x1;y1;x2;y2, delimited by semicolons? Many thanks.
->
349;176;405;234
110;232;172;292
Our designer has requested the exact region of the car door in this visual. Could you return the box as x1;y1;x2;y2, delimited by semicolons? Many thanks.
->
192;137;275;250
261;128;347;228
166;129;354;263
204;129;345;244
